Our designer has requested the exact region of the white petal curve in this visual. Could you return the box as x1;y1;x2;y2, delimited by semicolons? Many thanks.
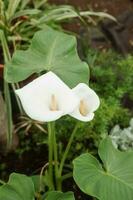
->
70;111;94;122
16;71;78;122
69;83;100;122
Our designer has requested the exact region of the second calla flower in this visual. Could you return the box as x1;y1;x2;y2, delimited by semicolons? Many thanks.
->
69;83;100;122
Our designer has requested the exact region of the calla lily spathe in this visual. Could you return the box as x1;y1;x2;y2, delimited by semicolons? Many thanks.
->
15;72;78;122
69;83;100;122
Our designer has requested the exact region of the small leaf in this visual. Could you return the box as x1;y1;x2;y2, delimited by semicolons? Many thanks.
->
6;0;21;19
0;173;35;200
5;25;89;88
38;5;82;23
73;137;133;200
45;191;75;200
10;9;41;21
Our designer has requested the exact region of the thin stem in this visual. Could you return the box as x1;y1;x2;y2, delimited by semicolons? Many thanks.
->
57;122;79;190
39;162;48;192
48;122;54;190
59;123;79;175
53;122;59;189
0;30;23;115
0;30;13;146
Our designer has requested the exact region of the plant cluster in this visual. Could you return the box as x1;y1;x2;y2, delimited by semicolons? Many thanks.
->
0;25;132;200
110;118;133;151
0;1;133;200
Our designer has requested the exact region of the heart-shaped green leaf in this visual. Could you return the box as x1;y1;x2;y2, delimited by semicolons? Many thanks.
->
73;137;133;200
5;25;89;88
45;191;75;200
0;173;35;200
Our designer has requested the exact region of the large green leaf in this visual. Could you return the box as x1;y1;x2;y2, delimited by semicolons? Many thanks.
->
73;137;133;200
5;26;89;88
0;173;35;200
45;191;75;200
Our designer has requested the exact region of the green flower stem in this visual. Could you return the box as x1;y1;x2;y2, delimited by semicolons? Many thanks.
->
0;30;13;146
57;122;80;190
0;30;23;147
49;122;59;190
53;123;59;189
48;122;55;190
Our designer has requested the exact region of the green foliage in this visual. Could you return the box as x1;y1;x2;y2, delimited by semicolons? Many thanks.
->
89;52;133;100
88;51;133;131
56;51;133;158
5;25;89;88
0;173;35;200
73;137;133;200
110;118;133;151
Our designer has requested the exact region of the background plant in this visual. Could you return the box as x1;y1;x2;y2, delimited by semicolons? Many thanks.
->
110;118;133;151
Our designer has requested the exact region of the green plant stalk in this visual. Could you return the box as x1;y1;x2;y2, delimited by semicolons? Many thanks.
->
57;122;79;190
0;2;23;114
53;122;59;189
4;82;13;145
48;122;54;190
0;30;23;114
0;30;13;146
0;29;23;146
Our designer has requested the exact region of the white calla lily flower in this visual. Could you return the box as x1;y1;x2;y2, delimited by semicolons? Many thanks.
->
15;72;78;122
69;83;100;122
